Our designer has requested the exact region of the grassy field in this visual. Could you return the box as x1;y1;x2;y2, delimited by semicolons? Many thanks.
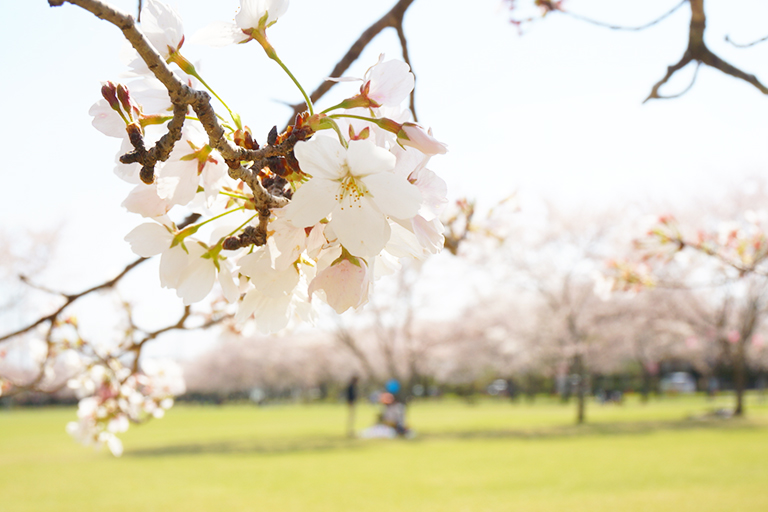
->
2;393;768;512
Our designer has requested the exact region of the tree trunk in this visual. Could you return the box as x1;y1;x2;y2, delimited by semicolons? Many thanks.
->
346;403;356;438
525;374;536;403
733;340;746;416
640;367;651;404
574;354;587;424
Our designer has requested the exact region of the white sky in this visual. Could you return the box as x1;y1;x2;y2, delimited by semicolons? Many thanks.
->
2;0;768;357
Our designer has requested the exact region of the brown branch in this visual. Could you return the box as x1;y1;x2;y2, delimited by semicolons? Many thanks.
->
0;214;199;345
121;102;187;184
644;52;694;103
49;0;297;210
645;0;768;102
285;0;417;125
130;306;191;373
395;24;418;122
0;257;147;343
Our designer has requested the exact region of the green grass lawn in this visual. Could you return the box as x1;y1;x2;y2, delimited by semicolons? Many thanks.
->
2;393;767;512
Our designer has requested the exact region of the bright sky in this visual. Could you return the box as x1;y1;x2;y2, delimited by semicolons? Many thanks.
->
2;0;768;357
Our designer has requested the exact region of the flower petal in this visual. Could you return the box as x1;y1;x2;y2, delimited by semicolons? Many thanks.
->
190;21;248;47
362;171;422;220
345;139;396;178
283;177;339;227
332;196;390;257
124;223;172;257
293;136;346;180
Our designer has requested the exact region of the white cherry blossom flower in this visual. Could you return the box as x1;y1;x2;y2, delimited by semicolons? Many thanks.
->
159;244;189;289
122;183;172;218
124;221;174;257
155;124;227;207
392;145;448;220
191;0;289;47
235;246;307;332
141;0;185;58
365;57;414;107
89;99;127;138
398;123;448;155
284;137;422;258
329;54;414;108
124;0;185;75
308;256;372;314
175;242;236;305
267;210;325;270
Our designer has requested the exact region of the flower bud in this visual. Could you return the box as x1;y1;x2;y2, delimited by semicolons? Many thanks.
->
397;123;448;155
101;81;120;111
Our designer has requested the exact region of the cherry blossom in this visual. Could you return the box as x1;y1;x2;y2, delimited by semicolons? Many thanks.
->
397;123;448;155
308;254;372;314
66;358;185;456
284;136;422;258
329;54;415;109
192;0;289;47
37;1;452;457
140;0;185;58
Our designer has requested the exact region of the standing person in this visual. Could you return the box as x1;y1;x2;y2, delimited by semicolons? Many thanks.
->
345;375;359;438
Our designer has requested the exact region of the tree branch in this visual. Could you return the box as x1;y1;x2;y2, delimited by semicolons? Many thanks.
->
285;0;417;125
395;23;418;122
49;0;300;209
0;257;147;343
725;33;768;49
645;0;768;102
561;0;686;32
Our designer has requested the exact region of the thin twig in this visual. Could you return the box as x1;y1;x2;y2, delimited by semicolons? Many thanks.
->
561;1;686;32
0;257;147;343
725;33;768;49
395;24;418;122
285;0;417;126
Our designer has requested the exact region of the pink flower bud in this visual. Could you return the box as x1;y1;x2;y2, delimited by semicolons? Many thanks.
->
101;81;120;111
397;123;448;155
308;256;371;314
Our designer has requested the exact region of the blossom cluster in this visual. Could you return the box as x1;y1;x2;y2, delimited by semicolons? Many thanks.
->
602;212;768;294
98;0;447;333
66;358;184;456
68;0;447;455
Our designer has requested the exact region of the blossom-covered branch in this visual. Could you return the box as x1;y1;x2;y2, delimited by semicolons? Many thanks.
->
605;214;768;294
15;0;450;455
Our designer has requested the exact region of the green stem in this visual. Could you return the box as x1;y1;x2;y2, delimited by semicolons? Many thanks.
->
320;100;348;115
197;206;246;229
269;52;314;116
219;191;251;201
176;206;246;244
226;213;260;239
329;113;402;135
329;113;377;124
187;69;242;130
169;52;242;130
323;118;347;148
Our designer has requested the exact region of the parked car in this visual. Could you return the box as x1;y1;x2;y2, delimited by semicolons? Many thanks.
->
660;372;696;394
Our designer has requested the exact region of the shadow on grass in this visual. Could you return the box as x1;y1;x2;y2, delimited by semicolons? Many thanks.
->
424;416;765;442
126;435;370;457
125;415;766;458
